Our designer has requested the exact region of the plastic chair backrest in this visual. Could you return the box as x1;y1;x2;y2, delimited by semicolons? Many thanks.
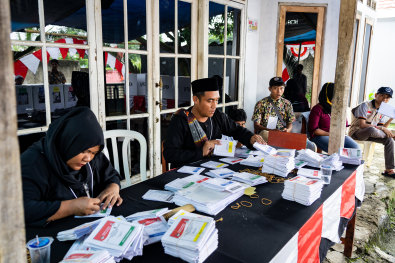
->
103;129;147;188
268;130;307;150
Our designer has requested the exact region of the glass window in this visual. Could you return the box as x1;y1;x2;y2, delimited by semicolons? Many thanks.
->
178;1;192;54
127;1;147;51
178;58;191;108
227;7;241;56
208;58;224;103
226;58;239;101
102;0;124;47
10;1;40;41
130;118;149;176
104;52;126;116
160;0;175;53
160;57;175;109
208;2;225;55
359;23;372;104
129;54;148;114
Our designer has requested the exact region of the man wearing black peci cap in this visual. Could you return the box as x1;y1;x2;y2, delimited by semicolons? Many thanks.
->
349;87;395;178
163;77;266;168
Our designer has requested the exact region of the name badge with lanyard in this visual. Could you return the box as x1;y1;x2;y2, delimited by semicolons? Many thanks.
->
268;98;287;129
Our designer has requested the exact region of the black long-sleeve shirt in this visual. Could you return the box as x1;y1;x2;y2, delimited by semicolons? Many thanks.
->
163;107;254;168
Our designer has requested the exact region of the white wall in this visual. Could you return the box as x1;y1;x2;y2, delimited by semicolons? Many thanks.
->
243;0;341;130
365;16;395;108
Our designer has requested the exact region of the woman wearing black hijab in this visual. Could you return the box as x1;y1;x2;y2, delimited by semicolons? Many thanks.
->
308;83;359;152
21;107;122;226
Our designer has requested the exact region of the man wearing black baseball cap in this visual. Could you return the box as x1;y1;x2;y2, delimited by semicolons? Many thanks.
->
163;77;265;168
349;87;395;177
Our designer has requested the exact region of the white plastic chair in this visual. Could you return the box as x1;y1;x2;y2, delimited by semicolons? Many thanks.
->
103;129;147;188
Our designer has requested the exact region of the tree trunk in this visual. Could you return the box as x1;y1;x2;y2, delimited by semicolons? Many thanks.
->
0;0;27;261
328;0;357;154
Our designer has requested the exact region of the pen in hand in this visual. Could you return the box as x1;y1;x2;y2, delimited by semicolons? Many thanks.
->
83;183;91;198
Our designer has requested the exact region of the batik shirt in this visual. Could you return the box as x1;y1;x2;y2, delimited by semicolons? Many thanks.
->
48;70;66;84
251;96;295;130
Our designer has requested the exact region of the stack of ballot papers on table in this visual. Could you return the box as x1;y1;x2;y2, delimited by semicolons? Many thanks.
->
339;148;362;165
161;215;218;263
219;157;244;165
261;154;295;177
205;167;237;179
167;209;205;226
142;190;174;203
282;176;324;206
57;218;102;241
297;168;322;180
213;139;237;157
296;149;325;167
235;147;253;158
232;172;268;186
253;142;277;155
321;153;344;171
125;207;169;222
178;166;205;175
201;177;245;193
164;174;210;192
172;184;244;215
83;216;145;260
200;161;228;169
133;216;169;245
240;156;265;167
60;250;115;263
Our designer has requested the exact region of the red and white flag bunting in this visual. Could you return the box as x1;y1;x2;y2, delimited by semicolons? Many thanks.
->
282;62;290;83
14;37;125;79
286;41;316;61
270;164;364;263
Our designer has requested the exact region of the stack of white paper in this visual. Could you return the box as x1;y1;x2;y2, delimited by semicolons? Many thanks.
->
297;168;322;180
142;190;174;203
60;250;115;263
178;166;205;175
84;216;145;260
172;184;244;215
339;148;362;165
167;210;205;226
261;154;295;177
134;216;169;245
125;208;169;222
282;176;323;206
253;142;277;155
296;149;325;167
202;177;245;193
200;161;228;169
322;153;344;171
213;140;237;157
164;174;210;192
221;134;235;141
161;215;218;263
240;156;265;167
275;149;296;158
232;172;268;186
57;218;102;241
235;147;253;158
219;157;244;165
205;168;237;179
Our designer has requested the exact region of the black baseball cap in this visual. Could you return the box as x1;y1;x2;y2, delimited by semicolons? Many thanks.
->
269;77;285;87
377;87;393;98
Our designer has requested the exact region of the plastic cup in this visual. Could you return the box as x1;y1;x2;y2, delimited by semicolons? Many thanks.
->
320;165;333;185
26;237;53;263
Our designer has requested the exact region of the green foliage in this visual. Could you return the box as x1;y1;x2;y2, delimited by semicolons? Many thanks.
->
368;92;375;101
208;11;234;45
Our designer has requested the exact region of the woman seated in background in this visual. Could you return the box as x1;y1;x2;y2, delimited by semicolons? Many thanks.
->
21;107;122;227
308;82;360;152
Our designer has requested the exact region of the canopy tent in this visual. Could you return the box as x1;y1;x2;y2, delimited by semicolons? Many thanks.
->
11;0;224;44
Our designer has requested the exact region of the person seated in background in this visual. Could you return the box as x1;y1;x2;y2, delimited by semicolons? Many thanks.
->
283;78;310;112
228;108;247;148
163;77;265;168
21;107;122;226
349;87;395;178
48;59;66;84
308;82;360;153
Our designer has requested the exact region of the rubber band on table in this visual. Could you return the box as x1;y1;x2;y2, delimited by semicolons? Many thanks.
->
231;203;241;209
261;198;272;206
249;194;259;199
240;201;252;207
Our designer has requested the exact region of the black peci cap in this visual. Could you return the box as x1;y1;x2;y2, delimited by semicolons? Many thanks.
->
191;77;220;94
269;77;285;87
377;87;393;98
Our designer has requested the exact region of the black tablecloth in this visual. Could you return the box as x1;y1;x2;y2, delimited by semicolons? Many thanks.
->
26;159;359;262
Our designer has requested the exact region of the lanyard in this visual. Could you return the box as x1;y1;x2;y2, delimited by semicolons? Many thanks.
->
69;163;94;199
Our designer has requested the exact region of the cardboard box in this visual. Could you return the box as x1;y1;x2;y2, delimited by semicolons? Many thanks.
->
16;85;34;114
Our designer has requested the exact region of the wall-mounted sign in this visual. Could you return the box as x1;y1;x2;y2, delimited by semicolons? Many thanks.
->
248;18;258;31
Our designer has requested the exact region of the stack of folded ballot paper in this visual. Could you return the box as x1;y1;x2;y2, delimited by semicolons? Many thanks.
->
125;207;169;222
297;168;322;180
339;148;362;165
200;161;228;169
261;154;295;177
167;209;204;226
253;142;277;155
178;166;205;175
142;190;174;203
164;174;210;192
201;177;245;193
57;218;102;241
205;167;237;179
282;176;323;206
235;147;253;158
84;216;145;260
232;172;268;186
172;184;244;215
219;157;244;165
322;153;344;171
296;149;325;167
161;215;218;263
60;250;115;263
213;139;237;157
240;156;265;167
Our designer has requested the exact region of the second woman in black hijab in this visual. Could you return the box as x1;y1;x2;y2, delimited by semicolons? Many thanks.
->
21;107;122;226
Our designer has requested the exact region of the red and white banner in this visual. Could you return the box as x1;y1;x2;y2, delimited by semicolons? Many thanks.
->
286;41;316;61
282;62;290;83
